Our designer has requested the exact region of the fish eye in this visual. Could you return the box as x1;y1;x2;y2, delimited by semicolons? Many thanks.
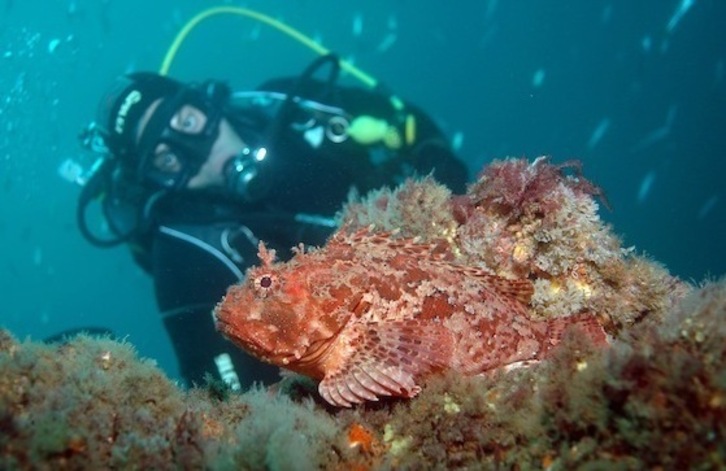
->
259;275;273;288
253;273;277;297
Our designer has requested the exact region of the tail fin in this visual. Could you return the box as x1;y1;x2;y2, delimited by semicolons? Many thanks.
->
547;315;608;349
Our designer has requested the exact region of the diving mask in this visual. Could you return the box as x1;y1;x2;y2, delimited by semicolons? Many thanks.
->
134;80;230;190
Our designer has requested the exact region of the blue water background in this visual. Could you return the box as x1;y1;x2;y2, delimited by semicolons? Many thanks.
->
1;1;723;382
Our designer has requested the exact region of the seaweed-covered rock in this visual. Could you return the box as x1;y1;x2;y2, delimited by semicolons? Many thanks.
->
337;280;726;469
0;332;350;470
2;278;725;468
340;157;691;335
2;158;722;469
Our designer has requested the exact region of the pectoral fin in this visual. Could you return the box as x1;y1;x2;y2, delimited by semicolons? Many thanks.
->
318;320;452;407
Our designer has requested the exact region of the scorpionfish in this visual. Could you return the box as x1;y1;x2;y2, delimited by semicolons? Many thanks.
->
215;229;607;407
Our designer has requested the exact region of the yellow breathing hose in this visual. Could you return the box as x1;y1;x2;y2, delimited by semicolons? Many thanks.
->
159;6;378;89
158;6;415;147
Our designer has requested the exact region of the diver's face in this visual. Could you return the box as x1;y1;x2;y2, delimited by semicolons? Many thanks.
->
138;101;246;189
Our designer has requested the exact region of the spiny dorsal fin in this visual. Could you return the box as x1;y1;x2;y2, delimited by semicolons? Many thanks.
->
257;241;277;267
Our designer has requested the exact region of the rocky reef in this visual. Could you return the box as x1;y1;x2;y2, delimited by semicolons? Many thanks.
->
342;157;690;334
1;158;723;469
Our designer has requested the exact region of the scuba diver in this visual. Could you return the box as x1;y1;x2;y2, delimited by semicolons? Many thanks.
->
75;54;468;390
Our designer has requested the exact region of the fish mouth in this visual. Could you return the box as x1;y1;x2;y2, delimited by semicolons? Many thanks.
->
213;309;238;335
214;315;231;335
213;314;256;349
214;317;245;346
214;315;294;364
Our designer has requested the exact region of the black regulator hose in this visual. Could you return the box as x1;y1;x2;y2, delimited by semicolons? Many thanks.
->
76;159;132;248
265;53;341;150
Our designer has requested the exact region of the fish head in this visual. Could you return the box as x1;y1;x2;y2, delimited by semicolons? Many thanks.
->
214;249;352;377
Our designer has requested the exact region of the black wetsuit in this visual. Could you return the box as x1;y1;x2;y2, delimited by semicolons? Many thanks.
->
130;78;469;389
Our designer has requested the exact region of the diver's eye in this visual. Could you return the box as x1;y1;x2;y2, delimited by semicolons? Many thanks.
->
180;114;198;132
253;273;278;297
172;105;207;134
152;147;181;173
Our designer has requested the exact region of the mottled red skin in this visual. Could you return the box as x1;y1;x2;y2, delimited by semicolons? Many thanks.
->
215;229;606;407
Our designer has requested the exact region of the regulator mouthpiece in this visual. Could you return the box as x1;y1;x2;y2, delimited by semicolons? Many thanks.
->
223;147;269;202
